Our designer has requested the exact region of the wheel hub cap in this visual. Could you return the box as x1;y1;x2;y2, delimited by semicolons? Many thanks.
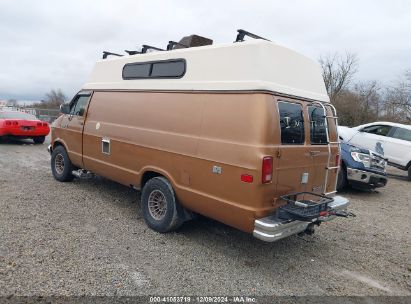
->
148;190;167;220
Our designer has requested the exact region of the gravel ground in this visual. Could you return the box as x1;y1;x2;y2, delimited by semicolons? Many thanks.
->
0;136;410;297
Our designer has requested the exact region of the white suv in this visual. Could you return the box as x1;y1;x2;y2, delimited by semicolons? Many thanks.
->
338;122;411;180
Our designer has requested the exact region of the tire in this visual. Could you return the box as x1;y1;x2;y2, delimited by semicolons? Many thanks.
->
337;165;347;191
408;166;411;181
51;145;74;182
141;176;184;233
33;136;46;144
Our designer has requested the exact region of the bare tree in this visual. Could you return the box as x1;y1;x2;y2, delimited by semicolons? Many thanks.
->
383;70;411;123
37;89;67;109
319;52;359;102
44;89;66;106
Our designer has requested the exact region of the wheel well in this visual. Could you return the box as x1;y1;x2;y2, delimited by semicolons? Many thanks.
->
141;171;163;189
53;141;64;149
407;160;411;170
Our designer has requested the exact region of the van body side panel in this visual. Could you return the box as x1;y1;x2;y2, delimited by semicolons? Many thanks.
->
82;91;203;185
80;91;281;233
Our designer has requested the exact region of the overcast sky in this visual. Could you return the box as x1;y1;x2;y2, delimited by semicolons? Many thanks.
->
0;0;410;101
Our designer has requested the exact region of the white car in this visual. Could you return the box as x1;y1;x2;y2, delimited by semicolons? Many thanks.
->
338;122;411;180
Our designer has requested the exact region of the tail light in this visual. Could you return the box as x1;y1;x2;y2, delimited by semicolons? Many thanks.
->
42;122;48;127
5;121;11;126
241;174;253;183
12;121;18;126
262;156;273;184
37;122;42;126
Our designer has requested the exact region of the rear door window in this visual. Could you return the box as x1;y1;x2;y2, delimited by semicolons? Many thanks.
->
278;101;305;144
391;127;411;142
308;106;328;144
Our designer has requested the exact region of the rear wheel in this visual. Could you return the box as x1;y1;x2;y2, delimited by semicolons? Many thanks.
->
51;145;74;182
141;177;184;233
33;136;45;144
337;165;347;191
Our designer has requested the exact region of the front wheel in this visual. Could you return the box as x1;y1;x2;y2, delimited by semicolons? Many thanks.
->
51;145;74;182
141;177;184;233
33;136;45;144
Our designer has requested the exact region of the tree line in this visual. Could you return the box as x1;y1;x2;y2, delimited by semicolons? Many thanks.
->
320;53;410;126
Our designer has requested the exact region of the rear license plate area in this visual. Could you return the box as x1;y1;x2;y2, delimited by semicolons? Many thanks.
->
21;126;34;131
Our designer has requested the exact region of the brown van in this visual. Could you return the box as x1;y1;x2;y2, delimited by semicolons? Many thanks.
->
49;31;351;242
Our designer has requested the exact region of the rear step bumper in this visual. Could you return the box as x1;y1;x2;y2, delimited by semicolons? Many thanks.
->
253;196;350;242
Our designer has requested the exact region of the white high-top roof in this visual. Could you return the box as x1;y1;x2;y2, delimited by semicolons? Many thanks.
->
83;39;329;102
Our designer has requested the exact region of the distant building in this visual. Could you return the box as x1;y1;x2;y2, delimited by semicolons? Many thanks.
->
0;100;8;108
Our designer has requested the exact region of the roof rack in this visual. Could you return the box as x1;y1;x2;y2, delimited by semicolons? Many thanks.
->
235;29;270;42
124;50;142;55
167;41;189;51
102;51;123;59
141;45;164;54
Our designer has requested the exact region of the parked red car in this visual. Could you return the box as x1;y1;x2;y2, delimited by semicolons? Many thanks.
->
0;111;50;144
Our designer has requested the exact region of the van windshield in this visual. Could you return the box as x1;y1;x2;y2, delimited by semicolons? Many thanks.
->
308;106;328;144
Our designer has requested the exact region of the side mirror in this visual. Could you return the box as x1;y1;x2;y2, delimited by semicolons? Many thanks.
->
60;104;70;114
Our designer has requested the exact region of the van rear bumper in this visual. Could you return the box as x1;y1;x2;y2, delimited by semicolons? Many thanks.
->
253;196;350;242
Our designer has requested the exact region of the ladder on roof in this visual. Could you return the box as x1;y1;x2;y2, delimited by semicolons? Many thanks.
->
311;101;340;196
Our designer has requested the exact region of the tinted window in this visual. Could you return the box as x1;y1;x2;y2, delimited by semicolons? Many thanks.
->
391;127;411;142
70;95;90;116
122;59;185;79
278;102;305;144
308;106;328;144
362;125;391;136
122;63;151;79
151;61;185;77
0;111;37;120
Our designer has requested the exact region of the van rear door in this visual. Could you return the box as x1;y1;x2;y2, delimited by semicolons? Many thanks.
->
307;104;339;195
275;100;316;195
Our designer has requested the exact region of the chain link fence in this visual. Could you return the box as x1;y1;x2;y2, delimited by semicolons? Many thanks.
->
0;107;60;123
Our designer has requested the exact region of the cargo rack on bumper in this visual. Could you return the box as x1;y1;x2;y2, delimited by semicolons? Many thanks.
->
253;195;350;242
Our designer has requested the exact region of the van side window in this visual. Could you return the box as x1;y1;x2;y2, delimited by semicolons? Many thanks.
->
70;95;90;116
122;59;186;79
122;63;151;78
308;106;328;144
391;127;411;142
278;102;304;144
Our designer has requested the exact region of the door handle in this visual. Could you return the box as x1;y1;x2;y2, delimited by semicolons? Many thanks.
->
276;150;281;158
